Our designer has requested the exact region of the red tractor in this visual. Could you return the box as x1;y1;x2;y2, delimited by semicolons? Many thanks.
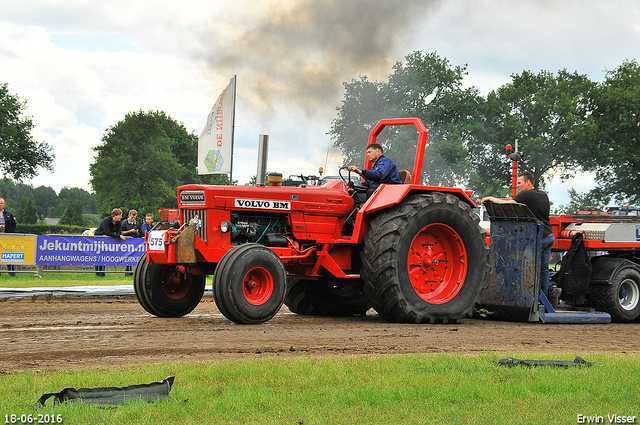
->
134;118;490;324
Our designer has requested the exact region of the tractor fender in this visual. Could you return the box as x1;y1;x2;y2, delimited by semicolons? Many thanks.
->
361;184;476;215
589;257;640;285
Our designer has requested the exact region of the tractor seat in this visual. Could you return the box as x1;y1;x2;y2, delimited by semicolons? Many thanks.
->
398;170;411;184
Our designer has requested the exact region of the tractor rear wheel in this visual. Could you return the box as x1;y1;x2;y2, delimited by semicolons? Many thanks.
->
134;252;206;317
590;268;640;322
213;244;286;324
361;193;489;323
285;277;371;316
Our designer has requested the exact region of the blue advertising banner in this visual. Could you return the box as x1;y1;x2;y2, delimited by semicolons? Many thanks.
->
36;235;145;266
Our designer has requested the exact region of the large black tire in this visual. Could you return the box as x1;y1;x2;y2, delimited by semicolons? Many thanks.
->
134;252;206;317
590;268;640;322
285;277;371;316
133;253;157;316
213;244;286;325
361;193;490;324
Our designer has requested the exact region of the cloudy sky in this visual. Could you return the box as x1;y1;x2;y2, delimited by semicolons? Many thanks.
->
1;0;639;208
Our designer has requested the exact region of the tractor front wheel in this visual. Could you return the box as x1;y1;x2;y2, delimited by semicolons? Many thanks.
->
134;252;206;317
361;193;489;323
213;244;286;324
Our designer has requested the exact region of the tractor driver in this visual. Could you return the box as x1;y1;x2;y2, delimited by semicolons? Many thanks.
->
348;143;402;203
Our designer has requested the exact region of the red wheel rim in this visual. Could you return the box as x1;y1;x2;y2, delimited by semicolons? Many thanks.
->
407;223;467;304
243;266;274;305
161;267;192;300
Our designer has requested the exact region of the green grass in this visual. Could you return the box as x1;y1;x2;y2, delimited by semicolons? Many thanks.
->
1;353;639;424
0;271;133;288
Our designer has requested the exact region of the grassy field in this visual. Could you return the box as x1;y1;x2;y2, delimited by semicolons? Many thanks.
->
0;271;216;288
1;353;639;425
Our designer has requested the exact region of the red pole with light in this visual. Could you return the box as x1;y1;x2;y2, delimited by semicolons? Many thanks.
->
506;141;523;198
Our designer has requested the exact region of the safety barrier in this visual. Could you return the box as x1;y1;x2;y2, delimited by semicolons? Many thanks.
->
0;233;144;277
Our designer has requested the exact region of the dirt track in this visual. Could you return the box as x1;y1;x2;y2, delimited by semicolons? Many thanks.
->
1;294;639;372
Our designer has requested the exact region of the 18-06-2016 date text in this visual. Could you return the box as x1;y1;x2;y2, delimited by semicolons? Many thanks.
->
5;414;63;424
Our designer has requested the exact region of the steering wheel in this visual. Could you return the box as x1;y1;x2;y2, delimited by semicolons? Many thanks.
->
339;166;369;193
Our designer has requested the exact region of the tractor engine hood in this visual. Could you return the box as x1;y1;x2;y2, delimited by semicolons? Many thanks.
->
177;183;355;217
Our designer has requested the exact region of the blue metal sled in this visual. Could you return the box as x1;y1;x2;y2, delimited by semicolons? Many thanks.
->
479;201;611;324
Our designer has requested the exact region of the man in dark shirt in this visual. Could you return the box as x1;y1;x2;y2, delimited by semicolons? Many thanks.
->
94;208;125;276
482;171;555;299
0;198;17;276
94;208;126;240
348;143;402;188
141;213;155;235
348;143;402;203
121;209;141;238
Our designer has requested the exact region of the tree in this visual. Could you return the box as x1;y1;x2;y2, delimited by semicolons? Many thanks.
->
90;110;230;216
33;185;59;218
0;82;54;180
18;197;38;224
479;70;595;192
58;187;97;214
330;51;488;188
59;199;84;226
581;60;640;204
558;188;611;215
0;178;35;216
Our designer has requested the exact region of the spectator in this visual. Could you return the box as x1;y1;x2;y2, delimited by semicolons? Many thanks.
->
121;209;141;238
0;198;17;276
141;213;155;235
94;208;125;276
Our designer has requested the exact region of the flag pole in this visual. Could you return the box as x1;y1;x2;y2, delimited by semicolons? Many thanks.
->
229;75;237;185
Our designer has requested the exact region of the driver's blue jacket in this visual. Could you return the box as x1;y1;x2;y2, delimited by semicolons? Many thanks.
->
361;156;402;188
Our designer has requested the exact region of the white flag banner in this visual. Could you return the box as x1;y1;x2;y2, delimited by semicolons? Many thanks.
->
198;76;236;175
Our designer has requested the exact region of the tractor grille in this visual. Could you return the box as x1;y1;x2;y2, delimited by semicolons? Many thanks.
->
182;208;207;243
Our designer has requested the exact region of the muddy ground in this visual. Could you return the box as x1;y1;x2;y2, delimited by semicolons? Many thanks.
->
1;294;639;372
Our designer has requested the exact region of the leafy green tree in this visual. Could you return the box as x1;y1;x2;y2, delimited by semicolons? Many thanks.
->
33;185;59;218
0;82;54;180
0;178;35;215
58;187;97;215
18;197;38;224
581;60;640;204
59;199;84;226
90;110;230;216
480;69;595;192
330;51;487;188
558;188;611;215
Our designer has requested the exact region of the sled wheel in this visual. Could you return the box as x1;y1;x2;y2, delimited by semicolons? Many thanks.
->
591;268;640;322
361;193;489;324
134;252;205;318
285;277;371;316
213;244;286;324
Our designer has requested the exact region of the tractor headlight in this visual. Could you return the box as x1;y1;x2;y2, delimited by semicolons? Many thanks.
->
220;220;233;233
